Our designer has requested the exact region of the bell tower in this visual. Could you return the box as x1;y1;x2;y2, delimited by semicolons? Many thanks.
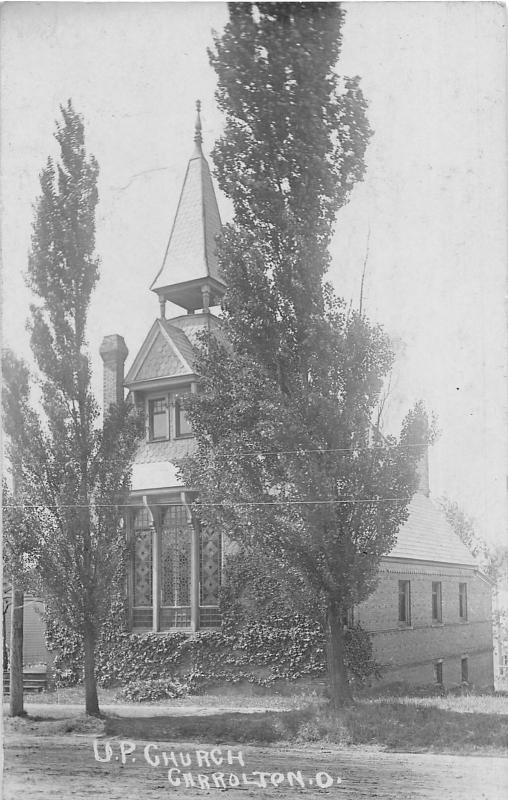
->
150;101;226;317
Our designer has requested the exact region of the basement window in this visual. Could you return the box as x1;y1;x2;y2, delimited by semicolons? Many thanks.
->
398;580;411;625
432;581;442;622
461;657;469;682
459;583;468;621
434;660;443;685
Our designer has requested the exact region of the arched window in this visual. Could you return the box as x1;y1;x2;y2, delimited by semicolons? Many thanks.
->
130;503;222;631
161;505;191;628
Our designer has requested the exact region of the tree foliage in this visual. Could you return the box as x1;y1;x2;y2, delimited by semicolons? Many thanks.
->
2;354;40;593
2;101;143;715
209;2;371;390
438;496;508;585
183;3;432;704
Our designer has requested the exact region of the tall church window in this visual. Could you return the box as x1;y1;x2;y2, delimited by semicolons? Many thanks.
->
398;580;411;625
161;505;191;628
459;583;468;620
130;504;222;631
133;508;152;608
432;581;442;622
199;525;221;628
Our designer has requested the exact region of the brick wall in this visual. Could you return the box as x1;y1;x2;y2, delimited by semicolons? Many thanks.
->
99;334;128;409
356;560;494;687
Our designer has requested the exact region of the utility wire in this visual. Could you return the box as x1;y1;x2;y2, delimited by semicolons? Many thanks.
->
3;497;413;510
3;440;428;466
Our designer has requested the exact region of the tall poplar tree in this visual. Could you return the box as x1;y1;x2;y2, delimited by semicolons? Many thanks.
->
184;3;431;704
2;102;142;716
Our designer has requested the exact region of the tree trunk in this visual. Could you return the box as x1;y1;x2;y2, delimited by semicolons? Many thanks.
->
326;603;353;708
9;585;25;717
3;600;10;671
83;622;100;717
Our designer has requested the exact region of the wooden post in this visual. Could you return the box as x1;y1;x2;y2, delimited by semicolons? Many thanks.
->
190;523;200;632
144;498;159;633
9;585;24;716
9;471;25;717
126;509;134;631
182;492;199;632
152;523;160;632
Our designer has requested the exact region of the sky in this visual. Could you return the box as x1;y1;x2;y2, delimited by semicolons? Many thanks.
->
1;2;506;545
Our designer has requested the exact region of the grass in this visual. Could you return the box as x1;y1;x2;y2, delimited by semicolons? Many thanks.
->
8;684;508;754
381;694;508;715
102;697;508;753
101;688;508;754
19;685;308;710
5;713;105;737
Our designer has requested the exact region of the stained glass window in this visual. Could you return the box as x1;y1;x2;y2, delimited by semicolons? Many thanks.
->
200;525;221;607
133;508;152;607
161;505;191;607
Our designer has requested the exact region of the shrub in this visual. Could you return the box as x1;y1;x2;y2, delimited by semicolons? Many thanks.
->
116;677;189;702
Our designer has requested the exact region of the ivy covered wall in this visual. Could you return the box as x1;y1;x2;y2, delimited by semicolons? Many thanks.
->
45;600;380;691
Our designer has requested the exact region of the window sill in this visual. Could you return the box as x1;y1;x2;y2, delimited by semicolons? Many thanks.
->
147;437;170;443
175;433;194;440
130;627;221;636
431;621;444;627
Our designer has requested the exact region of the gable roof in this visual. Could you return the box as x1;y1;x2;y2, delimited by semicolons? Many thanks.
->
125;318;195;386
386;492;477;566
161;319;196;368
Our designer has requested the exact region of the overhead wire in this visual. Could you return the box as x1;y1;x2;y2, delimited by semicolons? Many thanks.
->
3;497;413;510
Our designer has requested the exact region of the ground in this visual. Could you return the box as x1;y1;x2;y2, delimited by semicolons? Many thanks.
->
4;729;508;799
3;689;508;799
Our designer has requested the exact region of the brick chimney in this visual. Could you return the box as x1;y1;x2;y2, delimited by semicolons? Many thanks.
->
99;334;128;410
416;446;430;497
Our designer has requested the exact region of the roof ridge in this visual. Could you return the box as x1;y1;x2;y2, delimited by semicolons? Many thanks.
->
157;318;193;374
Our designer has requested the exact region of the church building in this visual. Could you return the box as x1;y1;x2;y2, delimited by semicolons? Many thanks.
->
99;105;494;688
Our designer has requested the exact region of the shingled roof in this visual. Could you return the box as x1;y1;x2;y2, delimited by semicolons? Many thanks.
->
386;492;477;566
151;104;223;301
124;318;196;386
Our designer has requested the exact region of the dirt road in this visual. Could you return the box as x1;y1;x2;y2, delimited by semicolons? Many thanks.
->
3;733;508;800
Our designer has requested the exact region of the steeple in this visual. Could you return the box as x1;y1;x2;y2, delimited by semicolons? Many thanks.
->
151;101;225;315
193;99;203;151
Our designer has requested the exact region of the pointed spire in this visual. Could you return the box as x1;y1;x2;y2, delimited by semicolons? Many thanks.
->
150;101;225;312
193;99;202;154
